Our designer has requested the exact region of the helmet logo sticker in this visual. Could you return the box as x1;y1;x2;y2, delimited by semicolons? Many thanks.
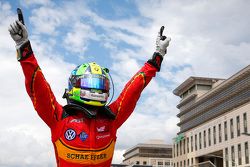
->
94;66;99;72
80;90;86;97
64;129;76;141
79;131;88;142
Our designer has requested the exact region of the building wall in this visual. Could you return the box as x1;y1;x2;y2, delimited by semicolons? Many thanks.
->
124;156;173;167
173;102;250;167
123;140;173;167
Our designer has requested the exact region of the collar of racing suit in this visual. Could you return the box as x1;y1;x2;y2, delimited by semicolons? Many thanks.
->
62;103;116;120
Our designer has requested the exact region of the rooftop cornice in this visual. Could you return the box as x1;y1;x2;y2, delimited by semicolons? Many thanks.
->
173;77;223;96
123;143;172;156
177;65;250;117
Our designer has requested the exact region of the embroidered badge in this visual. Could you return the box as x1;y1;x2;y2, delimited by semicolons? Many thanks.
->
79;131;88;142
64;129;76;141
70;118;84;123
96;125;109;133
97;126;106;132
96;134;111;140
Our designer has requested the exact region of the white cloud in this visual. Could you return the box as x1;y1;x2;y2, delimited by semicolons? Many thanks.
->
0;125;55;167
30;6;64;35
63;22;95;55
136;0;250;79
20;0;52;7
112;149;126;164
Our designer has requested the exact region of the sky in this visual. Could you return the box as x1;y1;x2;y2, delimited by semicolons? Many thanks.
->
0;0;250;166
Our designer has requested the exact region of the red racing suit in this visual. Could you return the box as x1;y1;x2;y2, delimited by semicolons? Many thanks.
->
20;53;157;167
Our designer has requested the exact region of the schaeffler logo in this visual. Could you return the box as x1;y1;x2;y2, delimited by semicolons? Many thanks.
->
65;129;76;141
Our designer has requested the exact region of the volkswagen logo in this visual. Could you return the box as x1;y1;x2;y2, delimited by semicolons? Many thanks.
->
64;129;76;141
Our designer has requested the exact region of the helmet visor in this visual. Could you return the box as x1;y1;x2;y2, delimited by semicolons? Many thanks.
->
76;74;109;91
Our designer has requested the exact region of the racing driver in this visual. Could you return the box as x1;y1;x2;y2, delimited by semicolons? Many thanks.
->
8;15;171;167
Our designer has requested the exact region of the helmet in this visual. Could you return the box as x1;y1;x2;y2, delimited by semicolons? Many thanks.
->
67;62;110;107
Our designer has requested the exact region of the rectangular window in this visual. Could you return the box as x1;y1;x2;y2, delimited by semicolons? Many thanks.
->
188;159;190;167
244;113;248;133
225;147;229;167
238;144;242;165
230;118;234;139
187;137;189;153
199;132;202;149
173;144;175;157
204;130;206;148
191;136;193;152
195;134;197;151
183;139;186;154
184;160;186;167
191;158;193;165
237;116;240;137
208;128;211;146
231;146;235;167
245;142;249;164
158;161;163;165
224;121;228;141
219;124;222;143
177;143;179;156
213;126;216;145
197;84;212;90
180;140;182;155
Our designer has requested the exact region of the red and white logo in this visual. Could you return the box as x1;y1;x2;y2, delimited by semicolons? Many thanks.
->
96;126;109;133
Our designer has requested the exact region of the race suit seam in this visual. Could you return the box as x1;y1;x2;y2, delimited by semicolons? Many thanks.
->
31;66;57;122
47;84;56;111
117;72;146;114
30;66;40;107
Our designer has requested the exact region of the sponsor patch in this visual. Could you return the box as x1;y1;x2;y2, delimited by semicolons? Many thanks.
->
70;118;84;123
79;131;88;142
65;129;76;141
96;125;109;133
96;134;110;140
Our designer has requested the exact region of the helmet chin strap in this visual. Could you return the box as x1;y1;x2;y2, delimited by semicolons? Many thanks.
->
62;89;116;120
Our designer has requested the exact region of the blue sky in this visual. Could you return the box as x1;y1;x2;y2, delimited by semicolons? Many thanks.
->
1;0;250;166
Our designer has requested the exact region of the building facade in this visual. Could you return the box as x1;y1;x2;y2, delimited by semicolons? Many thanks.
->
123;140;173;167
173;65;250;167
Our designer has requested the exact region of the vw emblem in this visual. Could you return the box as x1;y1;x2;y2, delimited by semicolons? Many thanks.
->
64;129;76;141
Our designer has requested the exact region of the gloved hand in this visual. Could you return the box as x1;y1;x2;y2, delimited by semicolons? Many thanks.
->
148;26;171;71
8;20;29;48
8;20;33;61
156;26;171;56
